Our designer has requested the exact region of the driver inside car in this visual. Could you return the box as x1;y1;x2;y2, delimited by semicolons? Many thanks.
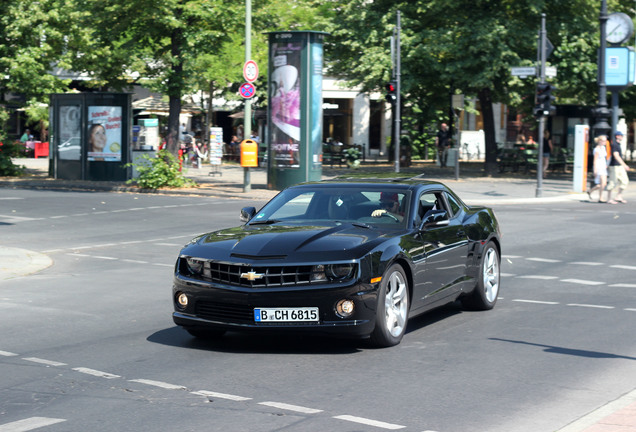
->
372;192;404;222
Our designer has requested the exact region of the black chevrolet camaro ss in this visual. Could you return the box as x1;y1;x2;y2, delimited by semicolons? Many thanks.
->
172;179;501;347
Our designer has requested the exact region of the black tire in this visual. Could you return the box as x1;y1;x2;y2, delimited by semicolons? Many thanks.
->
369;263;410;347
186;328;226;339
462;242;500;310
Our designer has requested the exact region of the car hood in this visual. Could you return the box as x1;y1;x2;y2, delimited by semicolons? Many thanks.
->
181;223;394;262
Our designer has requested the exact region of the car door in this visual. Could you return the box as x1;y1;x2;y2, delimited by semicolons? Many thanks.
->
411;191;469;309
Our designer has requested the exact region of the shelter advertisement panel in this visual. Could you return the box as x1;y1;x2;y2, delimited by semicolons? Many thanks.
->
58;105;81;160
87;106;123;161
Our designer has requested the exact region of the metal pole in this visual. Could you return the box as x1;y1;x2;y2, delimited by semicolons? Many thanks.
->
536;14;547;198
394;11;401;173
594;0;612;137
243;0;252;192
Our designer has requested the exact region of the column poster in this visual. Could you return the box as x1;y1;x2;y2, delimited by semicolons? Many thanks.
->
270;40;302;168
87;106;123;161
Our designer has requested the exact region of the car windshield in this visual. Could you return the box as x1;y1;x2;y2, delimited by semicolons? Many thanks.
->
249;186;410;228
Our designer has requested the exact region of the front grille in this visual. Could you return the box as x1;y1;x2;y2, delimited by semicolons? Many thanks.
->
180;258;357;289
205;262;314;288
181;258;316;288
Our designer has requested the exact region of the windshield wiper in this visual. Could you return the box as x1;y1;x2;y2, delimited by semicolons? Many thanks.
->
248;219;280;225
352;222;371;229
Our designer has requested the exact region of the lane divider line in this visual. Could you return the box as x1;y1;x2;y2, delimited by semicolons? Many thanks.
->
191;390;251;401
258;401;323;414
129;379;187;390
0;417;66;432
22;357;67;367
72;367;120;379
333;414;405;430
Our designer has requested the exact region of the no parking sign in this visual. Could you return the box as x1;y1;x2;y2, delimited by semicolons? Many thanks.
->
239;82;255;99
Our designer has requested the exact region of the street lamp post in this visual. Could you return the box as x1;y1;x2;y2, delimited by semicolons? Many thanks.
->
594;0;612;137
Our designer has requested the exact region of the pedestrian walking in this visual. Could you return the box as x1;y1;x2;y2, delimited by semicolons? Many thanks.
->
588;135;608;203
435;123;451;167
606;131;631;204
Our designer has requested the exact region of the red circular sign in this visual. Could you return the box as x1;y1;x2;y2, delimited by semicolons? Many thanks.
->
239;82;256;99
243;60;259;83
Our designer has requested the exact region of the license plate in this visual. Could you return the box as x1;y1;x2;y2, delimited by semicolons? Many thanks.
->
254;307;319;322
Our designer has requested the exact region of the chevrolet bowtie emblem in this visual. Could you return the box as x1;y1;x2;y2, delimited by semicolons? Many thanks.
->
240;271;264;281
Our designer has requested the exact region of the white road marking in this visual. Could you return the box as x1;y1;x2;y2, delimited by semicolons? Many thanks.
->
570;261;604;266
191;390;251;401
526;257;562;263
129;379;187;390
500;273;516;277
0;197;23;200
72;367;120;379
152;263;174;267
154;243;182;246
567;304;615;309
258;401;323;414
611;264;636;271
0;350;18;356
561;279;605;286
513;299;560;305
89;255;118;260
334;415;405;430
611;283;636;288
121;259;149;264
625;308;636;312
517;275;558;280
0;417;66;431
22;357;67;367
502;255;522;259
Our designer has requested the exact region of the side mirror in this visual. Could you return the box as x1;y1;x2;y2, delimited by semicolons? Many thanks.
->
421;209;450;228
240;206;257;223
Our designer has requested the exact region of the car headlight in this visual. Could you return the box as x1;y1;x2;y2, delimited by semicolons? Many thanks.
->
311;264;354;282
327;264;354;280
185;257;204;275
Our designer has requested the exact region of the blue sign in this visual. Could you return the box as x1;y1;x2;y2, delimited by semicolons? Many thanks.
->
605;47;635;89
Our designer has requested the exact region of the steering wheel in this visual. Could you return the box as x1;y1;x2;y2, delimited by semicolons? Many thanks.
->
379;213;400;222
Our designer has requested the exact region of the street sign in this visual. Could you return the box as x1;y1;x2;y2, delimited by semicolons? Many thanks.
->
243;60;259;83
546;66;557;78
511;67;536;78
239;82;256;99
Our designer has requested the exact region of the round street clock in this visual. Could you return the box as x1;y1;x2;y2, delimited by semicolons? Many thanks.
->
607;12;634;45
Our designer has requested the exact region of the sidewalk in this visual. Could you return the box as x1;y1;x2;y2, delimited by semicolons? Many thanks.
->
4;157;624;205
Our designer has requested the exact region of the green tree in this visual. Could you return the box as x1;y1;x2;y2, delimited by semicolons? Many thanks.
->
0;0;84;139
325;0;616;174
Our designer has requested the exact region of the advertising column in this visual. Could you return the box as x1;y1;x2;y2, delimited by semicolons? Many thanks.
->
267;31;327;190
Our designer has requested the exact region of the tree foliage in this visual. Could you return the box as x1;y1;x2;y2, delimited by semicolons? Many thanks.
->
326;0;632;174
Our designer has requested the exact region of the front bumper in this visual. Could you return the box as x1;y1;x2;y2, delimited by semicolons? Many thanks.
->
172;277;379;338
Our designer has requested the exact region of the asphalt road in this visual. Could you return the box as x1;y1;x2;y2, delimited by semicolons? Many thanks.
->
1;189;636;432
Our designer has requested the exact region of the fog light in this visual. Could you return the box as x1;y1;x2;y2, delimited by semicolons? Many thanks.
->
176;292;188;308
335;299;355;318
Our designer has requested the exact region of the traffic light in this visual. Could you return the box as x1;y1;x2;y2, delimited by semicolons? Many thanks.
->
385;81;397;104
535;82;556;117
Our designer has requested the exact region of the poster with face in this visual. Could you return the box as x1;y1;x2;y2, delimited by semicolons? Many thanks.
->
87;106;122;161
270;41;302;168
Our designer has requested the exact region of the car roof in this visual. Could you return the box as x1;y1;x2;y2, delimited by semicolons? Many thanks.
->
290;177;448;191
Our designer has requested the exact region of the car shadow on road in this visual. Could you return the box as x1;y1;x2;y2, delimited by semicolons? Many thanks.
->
147;326;365;354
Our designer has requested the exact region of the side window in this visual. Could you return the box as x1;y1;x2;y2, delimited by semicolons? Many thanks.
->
445;193;461;217
416;192;438;224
